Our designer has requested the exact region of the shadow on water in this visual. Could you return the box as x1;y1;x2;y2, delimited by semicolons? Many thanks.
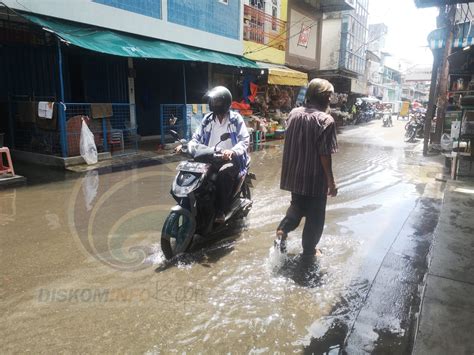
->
303;279;371;354
273;254;326;288
303;320;349;355
154;239;237;273
13;143;279;187
12;161;81;186
13;157;177;187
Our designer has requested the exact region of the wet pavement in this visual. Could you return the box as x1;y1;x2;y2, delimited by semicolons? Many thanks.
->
413;178;474;355
1;118;446;353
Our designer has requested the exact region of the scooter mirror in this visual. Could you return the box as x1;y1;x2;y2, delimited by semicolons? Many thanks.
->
220;133;231;141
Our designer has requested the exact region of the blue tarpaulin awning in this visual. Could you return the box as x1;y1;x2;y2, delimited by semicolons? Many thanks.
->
21;13;260;69
428;22;474;50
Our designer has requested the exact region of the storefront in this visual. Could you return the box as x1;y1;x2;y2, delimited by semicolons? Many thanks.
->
0;7;260;162
428;22;474;177
231;62;308;142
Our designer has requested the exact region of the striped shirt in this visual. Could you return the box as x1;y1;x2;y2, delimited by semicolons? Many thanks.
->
280;106;338;197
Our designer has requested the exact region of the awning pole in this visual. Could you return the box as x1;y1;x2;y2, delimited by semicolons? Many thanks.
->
433;5;456;145
182;63;187;105
423;51;441;156
57;39;68;158
182;63;188;139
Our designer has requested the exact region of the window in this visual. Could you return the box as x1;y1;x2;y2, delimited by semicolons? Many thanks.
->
272;5;277;30
250;0;265;10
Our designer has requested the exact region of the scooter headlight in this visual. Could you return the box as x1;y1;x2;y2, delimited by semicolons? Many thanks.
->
177;173;197;186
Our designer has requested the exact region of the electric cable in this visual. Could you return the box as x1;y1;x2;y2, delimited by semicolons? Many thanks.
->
243;11;316;55
244;19;318;55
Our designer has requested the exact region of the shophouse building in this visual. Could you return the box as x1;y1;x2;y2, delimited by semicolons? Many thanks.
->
0;0;259;162
317;0;369;97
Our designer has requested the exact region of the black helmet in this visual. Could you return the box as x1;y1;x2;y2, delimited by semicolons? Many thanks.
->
204;86;232;116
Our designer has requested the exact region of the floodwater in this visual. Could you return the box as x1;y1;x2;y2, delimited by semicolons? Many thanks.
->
0;119;445;353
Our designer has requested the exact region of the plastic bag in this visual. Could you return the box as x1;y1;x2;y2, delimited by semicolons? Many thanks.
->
440;133;453;151
80;119;98;165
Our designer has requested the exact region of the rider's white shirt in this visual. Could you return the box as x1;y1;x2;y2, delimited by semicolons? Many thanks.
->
207;114;234;151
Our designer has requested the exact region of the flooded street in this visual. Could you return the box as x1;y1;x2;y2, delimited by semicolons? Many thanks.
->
1;119;445;353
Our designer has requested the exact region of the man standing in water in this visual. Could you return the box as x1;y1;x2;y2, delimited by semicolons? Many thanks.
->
275;78;338;258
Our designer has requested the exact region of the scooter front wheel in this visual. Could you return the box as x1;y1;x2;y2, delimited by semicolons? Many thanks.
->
161;211;194;260
404;129;416;142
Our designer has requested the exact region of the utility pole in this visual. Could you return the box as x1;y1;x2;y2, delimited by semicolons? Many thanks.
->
433;5;456;144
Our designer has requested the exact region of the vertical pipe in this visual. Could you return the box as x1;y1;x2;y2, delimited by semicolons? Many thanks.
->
160;104;165;146
7;100;15;148
208;63;213;90
57;39;68;158
183;63;188;139
102;118;108;152
182;63;187;105
161;0;168;21
127;58;136;128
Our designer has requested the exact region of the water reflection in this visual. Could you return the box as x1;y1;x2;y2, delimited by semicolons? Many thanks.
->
81;170;99;212
0;189;16;226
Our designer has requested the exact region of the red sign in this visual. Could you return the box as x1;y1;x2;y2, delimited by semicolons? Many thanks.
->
297;24;311;48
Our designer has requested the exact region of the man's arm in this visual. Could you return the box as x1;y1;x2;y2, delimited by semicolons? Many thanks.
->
186;115;210;153
230;116;250;156
320;155;337;197
317;115;338;197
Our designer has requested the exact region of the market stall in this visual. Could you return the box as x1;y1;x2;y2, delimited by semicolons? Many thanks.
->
231;62;308;143
441;45;474;177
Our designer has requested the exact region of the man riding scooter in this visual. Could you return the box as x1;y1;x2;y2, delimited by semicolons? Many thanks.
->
187;86;250;224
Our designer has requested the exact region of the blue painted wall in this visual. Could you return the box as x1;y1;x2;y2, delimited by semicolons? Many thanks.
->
167;0;240;40
92;0;161;19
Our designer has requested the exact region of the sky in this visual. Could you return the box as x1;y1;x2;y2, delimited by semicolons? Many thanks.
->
368;0;439;70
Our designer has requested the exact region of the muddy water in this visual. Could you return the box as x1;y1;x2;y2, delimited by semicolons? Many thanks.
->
0;121;444;352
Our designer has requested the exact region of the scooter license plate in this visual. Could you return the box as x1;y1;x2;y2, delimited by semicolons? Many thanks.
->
176;161;209;173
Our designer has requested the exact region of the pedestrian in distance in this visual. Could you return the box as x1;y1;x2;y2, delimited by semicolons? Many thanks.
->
275;78;338;259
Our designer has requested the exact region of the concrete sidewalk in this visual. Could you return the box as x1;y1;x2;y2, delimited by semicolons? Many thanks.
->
413;178;474;354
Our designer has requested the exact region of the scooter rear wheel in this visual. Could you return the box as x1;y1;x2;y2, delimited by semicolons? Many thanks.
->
161;211;194;260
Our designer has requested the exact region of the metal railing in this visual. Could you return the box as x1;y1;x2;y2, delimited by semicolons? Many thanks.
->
63;103;138;157
11;99;62;156
160;104;211;146
10;101;138;158
243;5;287;51
160;104;187;146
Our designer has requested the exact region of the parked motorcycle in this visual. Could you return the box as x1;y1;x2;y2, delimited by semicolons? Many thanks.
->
161;131;255;259
354;109;374;124
404;114;425;142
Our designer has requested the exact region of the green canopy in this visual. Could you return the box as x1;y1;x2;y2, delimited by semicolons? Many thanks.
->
22;13;259;69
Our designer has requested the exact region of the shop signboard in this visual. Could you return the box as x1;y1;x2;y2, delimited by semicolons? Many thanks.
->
297;25;311;48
